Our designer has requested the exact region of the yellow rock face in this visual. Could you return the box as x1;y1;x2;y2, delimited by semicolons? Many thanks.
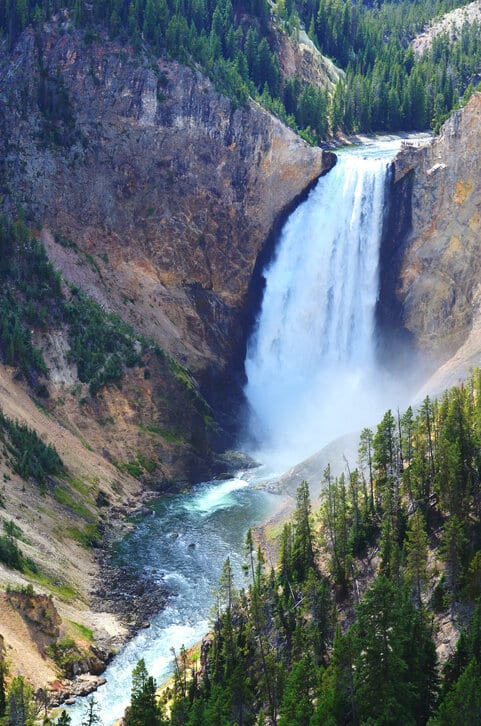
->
453;180;473;205
393;93;481;366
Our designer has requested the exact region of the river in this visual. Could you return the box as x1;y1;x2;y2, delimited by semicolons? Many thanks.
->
68;475;280;724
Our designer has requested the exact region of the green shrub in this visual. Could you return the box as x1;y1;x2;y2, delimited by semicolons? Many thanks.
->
63;288;141;395
46;637;84;676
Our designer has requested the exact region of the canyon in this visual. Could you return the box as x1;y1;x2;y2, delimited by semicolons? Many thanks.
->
1;14;481;706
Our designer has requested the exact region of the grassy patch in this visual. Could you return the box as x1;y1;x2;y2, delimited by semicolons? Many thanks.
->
264;521;285;543
29;571;78;601
115;454;157;479
138;423;186;444
54;487;92;519
64;522;101;549
68;476;92;498
69;621;94;642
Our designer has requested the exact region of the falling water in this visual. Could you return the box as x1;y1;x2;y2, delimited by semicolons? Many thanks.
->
245;140;403;470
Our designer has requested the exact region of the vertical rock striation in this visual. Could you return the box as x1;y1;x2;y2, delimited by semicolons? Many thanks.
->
385;94;481;386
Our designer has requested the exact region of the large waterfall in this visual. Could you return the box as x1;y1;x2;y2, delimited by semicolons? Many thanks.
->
67;140;413;726
244;141;402;470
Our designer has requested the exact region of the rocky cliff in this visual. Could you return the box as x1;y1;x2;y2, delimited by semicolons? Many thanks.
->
382;93;481;392
0;18;335;692
0;19;334;424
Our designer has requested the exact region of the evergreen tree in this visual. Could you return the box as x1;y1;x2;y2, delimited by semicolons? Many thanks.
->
291;480;315;582
441;515;466;595
354;577;415;725
312;628;356;725
405;509;429;606
55;712;72;725
6;676;37;726
81;696;101;726
432;658;481;725
127;659;165;726
278;656;315;726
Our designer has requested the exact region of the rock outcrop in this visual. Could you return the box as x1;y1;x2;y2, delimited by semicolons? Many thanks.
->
7;589;61;637
383;93;481;389
276;27;342;90
0;20;334;425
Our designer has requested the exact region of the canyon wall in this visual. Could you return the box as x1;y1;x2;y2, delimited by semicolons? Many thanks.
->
383;93;481;391
0;21;334;413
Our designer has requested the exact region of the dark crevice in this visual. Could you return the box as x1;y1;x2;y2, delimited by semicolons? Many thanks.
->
376;165;417;372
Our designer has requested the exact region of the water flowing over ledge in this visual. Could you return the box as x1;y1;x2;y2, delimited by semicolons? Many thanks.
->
244;139;406;472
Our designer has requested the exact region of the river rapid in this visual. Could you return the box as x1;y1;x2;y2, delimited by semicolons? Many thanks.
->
68;476;280;725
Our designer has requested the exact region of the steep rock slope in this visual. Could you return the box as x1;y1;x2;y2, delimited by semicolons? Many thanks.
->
389;93;481;391
0;21;334;406
0;360;140;691
276;26;342;90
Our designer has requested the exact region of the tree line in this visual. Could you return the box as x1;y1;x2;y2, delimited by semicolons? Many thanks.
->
2;0;481;138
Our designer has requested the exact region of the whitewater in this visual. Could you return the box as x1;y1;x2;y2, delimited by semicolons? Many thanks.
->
244;139;407;471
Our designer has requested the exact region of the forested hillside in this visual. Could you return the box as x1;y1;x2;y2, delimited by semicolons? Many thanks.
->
120;370;481;725
2;0;481;138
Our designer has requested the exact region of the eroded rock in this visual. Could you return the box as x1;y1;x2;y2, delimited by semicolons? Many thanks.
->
388;94;481;375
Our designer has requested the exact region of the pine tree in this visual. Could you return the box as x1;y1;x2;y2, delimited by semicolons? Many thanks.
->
354;577;414;725
312;628;356;725
433;658;481;725
6;676;37;726
441;515;466;595
291;480;315;582
81;696;100;726
55;711;72;725
127;659;165;726
278;656;315;726
405;510;429;606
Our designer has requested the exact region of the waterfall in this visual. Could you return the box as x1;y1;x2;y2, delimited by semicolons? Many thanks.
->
244;141;401;471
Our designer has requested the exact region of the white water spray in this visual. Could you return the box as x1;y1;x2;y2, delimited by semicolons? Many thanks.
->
245;141;403;471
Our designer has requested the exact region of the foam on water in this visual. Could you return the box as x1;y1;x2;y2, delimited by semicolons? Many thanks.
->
186;477;250;514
